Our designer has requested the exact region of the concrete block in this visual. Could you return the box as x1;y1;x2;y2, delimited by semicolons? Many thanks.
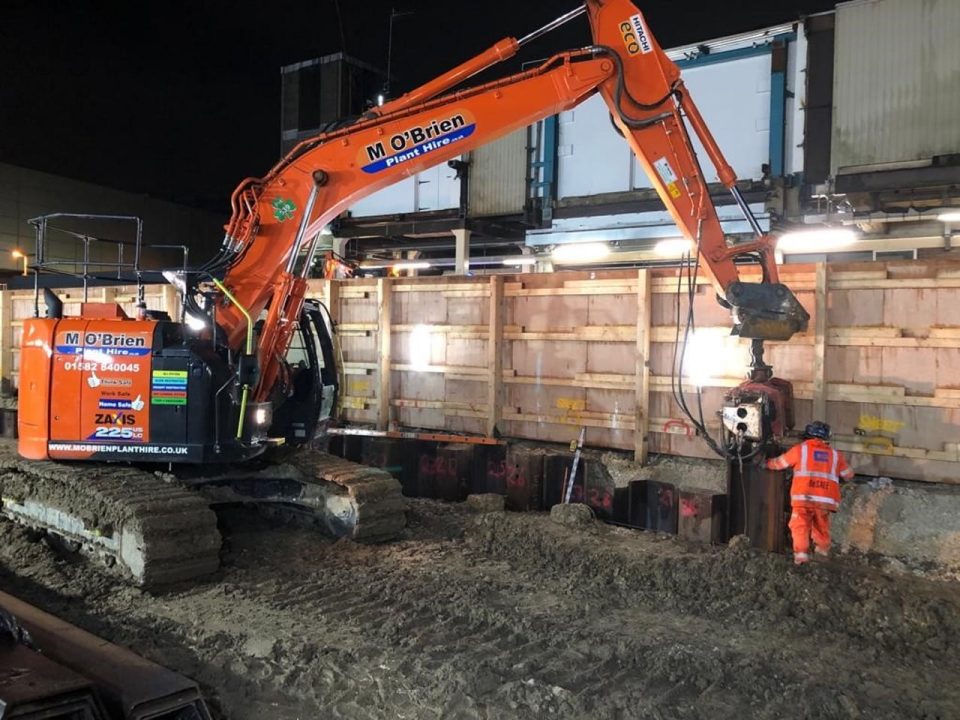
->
433;444;474;502
414;442;440;499
550;503;594;527
678;488;727;545
612;487;630;523
582;460;615;521
504;446;544;512
479;444;507;495
360;437;416;495
628;480;679;534
466;493;505;513
542;451;576;510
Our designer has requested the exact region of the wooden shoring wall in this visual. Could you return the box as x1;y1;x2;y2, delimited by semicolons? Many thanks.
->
3;284;177;390
312;260;960;485
3;259;960;483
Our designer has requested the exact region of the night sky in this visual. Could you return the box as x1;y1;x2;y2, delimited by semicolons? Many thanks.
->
1;0;835;214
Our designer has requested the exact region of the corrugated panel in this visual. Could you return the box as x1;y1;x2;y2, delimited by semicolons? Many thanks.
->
832;0;960;174
348;164;461;217
558;52;775;199
468;128;527;216
632;53;772;190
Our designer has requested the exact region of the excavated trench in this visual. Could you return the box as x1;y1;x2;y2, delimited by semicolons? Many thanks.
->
1;498;958;719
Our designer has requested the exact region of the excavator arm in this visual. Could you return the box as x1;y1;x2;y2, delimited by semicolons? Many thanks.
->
202;0;808;403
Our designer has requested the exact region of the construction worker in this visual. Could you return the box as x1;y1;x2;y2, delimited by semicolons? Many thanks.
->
764;421;854;565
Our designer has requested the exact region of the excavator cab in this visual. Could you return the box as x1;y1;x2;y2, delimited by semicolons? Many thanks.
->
269;299;340;446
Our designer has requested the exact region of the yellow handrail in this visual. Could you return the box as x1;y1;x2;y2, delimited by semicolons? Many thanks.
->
212;279;253;439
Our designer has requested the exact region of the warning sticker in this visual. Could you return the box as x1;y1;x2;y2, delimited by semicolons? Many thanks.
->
653;157;682;199
151;369;188;406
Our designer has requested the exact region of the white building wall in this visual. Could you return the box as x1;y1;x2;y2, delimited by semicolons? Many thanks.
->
558;52;776;200
832;0;960;174
347;159;461;217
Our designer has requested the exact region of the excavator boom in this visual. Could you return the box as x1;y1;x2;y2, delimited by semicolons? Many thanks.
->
209;0;808;402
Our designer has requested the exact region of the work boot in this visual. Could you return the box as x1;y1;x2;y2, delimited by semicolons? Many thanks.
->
793;552;809;566
814;547;829;560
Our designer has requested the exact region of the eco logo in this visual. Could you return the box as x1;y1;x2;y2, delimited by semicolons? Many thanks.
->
271;197;297;222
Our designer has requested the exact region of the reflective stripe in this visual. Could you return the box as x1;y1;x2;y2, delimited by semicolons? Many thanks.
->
794;552;809;560
798;442;840;483
800;471;840;484
792;494;838;507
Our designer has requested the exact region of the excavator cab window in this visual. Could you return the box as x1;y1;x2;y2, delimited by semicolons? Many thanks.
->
272;300;339;444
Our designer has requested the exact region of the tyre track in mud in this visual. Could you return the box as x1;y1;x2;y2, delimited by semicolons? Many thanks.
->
1;501;959;719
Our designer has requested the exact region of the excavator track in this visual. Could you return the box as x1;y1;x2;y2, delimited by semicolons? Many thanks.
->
0;442;221;588
0;440;406;589
183;448;409;543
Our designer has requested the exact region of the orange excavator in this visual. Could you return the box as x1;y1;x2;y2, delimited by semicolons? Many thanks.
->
6;0;807;585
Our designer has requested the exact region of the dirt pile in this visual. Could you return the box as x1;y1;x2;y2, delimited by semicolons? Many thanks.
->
1;500;958;719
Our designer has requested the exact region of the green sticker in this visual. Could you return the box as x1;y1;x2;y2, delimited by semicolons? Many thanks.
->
272;197;297;222
152;397;187;406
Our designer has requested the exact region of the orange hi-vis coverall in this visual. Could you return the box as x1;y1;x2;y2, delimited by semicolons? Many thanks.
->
765;438;854;563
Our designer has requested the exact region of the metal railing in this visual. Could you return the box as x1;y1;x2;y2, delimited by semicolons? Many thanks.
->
27;213;190;316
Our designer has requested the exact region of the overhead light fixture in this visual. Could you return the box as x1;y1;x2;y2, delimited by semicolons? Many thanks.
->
653;238;693;257
11;248;28;277
392;261;431;271
502;257;537;267
551;242;610;264
937;209;960;223
777;227;858;253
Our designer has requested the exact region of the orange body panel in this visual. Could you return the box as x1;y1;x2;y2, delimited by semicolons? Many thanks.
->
79;303;130;319
19;317;155;460
18;319;56;459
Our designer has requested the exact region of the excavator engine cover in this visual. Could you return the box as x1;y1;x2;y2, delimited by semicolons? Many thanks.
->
726;281;810;341
18;315;268;463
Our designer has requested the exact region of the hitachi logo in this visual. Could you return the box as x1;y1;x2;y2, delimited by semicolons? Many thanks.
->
631;14;653;54
63;332;146;348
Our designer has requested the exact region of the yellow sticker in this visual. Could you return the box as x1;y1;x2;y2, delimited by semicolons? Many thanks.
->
556;398;586;412
667;183;682;199
857;415;904;435
152;370;188;378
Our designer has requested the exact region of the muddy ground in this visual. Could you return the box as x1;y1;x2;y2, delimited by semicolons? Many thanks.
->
2;500;959;720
